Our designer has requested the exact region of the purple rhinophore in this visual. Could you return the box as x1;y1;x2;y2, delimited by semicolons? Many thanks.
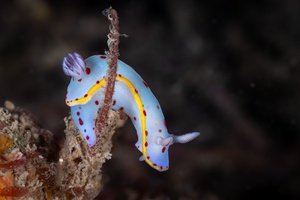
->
62;52;86;79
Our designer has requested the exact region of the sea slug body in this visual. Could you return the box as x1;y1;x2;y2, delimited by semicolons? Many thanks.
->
63;53;200;171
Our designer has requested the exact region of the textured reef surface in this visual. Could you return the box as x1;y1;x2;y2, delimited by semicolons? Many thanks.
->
0;101;122;199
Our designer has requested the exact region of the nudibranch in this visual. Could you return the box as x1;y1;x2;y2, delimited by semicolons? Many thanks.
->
62;52;200;171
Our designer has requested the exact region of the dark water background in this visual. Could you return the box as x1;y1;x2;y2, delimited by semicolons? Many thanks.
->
0;0;299;199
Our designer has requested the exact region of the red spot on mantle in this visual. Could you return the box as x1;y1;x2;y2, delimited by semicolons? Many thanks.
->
162;147;166;153
76;112;80;116
164;119;167;128
79;118;83;125
100;55;106;59
145;142;148;147
112;100;116;105
95;100;99;105
143;80;149;88
143;110;147;116
86;135;90;140
86;68;91;74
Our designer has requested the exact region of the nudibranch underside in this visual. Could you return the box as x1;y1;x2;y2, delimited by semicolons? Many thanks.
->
62;53;200;171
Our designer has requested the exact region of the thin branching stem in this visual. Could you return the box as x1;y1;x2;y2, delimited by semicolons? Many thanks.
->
91;7;120;152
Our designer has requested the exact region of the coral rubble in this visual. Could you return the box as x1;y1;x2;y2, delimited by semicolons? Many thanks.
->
0;101;120;199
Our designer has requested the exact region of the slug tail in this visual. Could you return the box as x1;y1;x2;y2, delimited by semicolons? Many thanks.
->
173;132;200;144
